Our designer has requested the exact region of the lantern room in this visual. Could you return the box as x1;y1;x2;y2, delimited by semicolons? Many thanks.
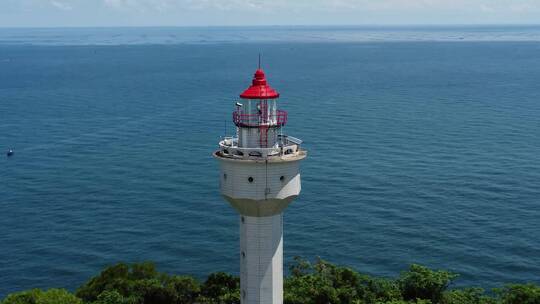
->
233;69;287;148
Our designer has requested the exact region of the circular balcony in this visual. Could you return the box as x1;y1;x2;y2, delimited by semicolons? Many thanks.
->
233;110;287;128
217;135;303;160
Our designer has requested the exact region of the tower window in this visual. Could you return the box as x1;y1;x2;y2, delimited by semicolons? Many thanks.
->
248;177;254;183
241;216;245;223
280;176;285;182
241;251;245;258
223;173;227;180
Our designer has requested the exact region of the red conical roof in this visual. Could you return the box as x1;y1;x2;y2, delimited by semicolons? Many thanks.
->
239;69;280;99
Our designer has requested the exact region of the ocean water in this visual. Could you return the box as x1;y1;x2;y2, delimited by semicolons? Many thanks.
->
1;27;540;297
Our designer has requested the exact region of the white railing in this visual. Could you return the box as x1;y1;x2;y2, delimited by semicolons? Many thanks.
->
278;135;303;145
219;136;300;159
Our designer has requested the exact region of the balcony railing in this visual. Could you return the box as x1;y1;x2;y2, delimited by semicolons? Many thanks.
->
233;110;287;127
218;135;301;159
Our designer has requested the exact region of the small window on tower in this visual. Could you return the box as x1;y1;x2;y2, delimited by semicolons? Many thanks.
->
241;251;246;258
223;173;227;180
248;177;254;183
280;176;285;182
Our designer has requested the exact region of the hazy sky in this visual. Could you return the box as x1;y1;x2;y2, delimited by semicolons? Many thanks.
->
1;0;540;27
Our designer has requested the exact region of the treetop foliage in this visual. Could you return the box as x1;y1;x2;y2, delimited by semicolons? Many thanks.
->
2;258;539;304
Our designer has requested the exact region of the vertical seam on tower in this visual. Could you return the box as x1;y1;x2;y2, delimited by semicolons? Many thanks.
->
265;159;268;200
264;160;268;303
258;217;261;303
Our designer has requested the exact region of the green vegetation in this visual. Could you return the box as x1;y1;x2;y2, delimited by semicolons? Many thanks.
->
2;258;539;304
1;288;82;304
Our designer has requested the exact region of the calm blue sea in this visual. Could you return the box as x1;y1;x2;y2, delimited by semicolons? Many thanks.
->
1;26;540;298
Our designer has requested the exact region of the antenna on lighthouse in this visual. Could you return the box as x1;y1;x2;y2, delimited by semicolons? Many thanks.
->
258;53;261;69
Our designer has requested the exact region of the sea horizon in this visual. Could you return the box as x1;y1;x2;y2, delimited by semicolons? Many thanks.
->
2;25;540;46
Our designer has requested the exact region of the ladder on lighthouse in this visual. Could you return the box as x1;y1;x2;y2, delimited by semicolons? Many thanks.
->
259;101;269;148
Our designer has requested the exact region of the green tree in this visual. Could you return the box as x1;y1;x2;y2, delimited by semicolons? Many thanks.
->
198;272;240;304
75;262;203;304
398;264;458;303
76;263;133;302
376;300;432;304
164;276;201;304
3;259;540;304
285;257;402;304
442;288;497;304
496;284;540;304
289;256;313;278
2;289;81;304
92;290;133;304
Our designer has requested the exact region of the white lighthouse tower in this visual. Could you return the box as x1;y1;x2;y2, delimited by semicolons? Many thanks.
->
214;65;306;304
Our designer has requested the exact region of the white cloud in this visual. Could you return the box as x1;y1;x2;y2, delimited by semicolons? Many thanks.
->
102;0;175;12
50;0;72;10
98;0;540;14
100;0;263;12
2;0;540;26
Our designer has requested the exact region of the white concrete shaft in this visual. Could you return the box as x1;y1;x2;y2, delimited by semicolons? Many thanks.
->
240;214;283;304
217;154;305;217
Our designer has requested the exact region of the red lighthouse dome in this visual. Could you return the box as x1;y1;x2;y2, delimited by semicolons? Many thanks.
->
239;69;280;99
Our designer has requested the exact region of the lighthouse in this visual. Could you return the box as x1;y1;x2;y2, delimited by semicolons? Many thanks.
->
214;66;306;304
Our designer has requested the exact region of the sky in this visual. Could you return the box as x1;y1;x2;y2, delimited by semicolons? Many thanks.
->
1;0;540;27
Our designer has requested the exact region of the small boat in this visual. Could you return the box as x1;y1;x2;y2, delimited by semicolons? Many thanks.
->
7;149;13;157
